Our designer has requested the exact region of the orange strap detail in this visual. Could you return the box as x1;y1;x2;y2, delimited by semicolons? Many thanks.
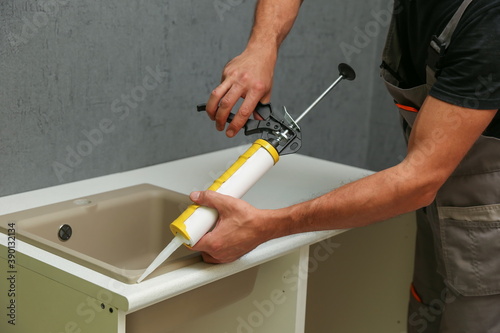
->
396;103;419;113
410;284;423;303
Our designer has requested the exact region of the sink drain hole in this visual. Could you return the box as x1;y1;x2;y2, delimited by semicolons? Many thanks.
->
58;224;72;241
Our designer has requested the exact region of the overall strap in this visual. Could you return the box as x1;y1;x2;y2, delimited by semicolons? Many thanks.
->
426;0;475;84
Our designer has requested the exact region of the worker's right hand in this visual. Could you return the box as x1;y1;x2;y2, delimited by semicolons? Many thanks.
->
205;47;277;138
189;190;274;264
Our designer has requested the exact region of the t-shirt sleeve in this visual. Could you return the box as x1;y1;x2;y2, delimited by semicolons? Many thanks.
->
430;6;500;110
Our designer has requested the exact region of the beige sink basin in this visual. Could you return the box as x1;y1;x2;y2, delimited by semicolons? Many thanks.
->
0;184;201;283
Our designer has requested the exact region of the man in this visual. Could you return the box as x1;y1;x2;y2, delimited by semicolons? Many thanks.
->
191;0;500;331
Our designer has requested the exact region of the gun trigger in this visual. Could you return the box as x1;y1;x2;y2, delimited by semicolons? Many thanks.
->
254;102;272;120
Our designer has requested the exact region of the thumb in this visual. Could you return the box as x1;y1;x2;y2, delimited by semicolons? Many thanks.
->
190;190;226;209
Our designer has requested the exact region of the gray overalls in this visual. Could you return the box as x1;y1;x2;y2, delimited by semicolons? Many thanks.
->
381;0;500;332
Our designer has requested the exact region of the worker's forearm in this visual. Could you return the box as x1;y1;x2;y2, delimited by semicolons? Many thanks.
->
246;0;303;53
266;162;438;239
265;96;497;239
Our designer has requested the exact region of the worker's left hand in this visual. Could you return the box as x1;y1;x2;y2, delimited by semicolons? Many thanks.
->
205;47;276;138
189;190;272;263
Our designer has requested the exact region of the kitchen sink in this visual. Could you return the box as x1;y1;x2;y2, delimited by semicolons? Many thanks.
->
0;184;201;283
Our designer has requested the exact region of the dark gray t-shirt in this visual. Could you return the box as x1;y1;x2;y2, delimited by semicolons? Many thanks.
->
396;0;500;136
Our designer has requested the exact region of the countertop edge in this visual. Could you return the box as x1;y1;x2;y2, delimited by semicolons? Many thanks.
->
0;146;371;312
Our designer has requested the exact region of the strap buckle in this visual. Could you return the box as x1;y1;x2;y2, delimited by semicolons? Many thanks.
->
427;35;447;72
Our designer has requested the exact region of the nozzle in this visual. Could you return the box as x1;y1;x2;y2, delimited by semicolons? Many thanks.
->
136;235;185;283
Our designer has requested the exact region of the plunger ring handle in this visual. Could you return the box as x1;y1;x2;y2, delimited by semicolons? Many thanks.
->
338;63;356;81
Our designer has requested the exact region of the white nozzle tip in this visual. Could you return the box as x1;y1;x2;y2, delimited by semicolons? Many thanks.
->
136;235;185;283
136;271;149;284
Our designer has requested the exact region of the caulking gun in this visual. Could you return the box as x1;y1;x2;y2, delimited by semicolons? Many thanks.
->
137;63;356;283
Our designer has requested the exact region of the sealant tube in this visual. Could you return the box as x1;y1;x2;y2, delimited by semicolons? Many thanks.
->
170;139;279;247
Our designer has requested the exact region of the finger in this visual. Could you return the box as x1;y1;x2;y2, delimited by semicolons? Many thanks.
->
189;190;229;211
190;234;210;253
215;86;245;132
226;90;271;136
253;110;264;121
201;252;222;264
190;233;223;263
206;80;232;121
190;190;209;207
225;96;259;138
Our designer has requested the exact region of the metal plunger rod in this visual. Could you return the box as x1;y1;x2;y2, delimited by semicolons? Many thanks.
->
294;63;356;124
295;76;344;124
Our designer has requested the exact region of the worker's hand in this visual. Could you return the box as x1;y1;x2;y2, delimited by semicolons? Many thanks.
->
205;47;277;138
189;190;271;263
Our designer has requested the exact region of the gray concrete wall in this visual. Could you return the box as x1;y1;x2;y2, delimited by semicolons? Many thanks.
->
0;0;405;197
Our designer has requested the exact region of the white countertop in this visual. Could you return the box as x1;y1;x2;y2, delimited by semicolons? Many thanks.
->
0;146;373;312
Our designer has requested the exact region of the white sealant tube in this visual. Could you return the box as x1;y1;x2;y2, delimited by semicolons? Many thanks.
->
170;139;279;247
